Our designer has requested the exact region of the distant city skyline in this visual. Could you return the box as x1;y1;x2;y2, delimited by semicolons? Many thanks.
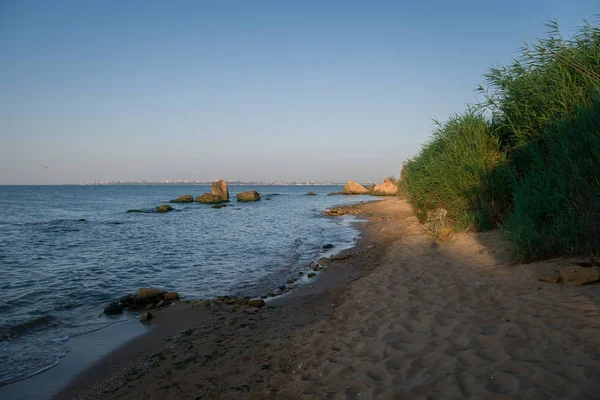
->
1;1;597;184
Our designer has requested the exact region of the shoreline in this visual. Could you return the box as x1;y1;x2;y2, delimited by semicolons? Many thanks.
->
20;196;600;399
49;199;388;400
0;196;378;400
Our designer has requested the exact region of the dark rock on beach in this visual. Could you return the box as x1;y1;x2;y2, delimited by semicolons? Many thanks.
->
164;291;180;301
237;190;262;202
247;298;265;308
103;302;124;315
170;194;194;203
139;312;153;322
132;287;167;305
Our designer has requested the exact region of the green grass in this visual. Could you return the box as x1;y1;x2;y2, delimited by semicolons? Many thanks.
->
400;111;509;231
400;19;600;260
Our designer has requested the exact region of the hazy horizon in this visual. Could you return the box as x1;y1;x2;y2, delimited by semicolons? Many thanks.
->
1;1;597;185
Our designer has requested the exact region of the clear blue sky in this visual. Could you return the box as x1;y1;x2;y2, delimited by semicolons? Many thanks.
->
0;1;597;184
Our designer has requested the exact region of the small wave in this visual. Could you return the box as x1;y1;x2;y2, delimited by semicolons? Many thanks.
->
5;315;58;337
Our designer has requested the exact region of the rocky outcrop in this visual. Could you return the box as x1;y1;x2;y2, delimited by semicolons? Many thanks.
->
342;181;369;195
156;204;174;213
196;180;230;203
560;265;600;287
211;180;229;201
371;180;398;196
132;288;167;304
170;195;194;203
237;190;262;202
164;291;180;301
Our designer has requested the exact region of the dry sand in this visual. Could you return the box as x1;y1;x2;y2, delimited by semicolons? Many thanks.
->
56;198;600;399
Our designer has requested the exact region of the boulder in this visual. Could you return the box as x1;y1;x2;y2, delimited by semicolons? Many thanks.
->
211;180;229;201
170;194;194;203
560;265;600;287
307;192;317;196
156;204;174;213
342;181;369;195
371;180;398;196
196;193;227;204
164;291;180;301
196;180;230;204
132;288;167;304
139;312;153;322
103;302;124;315
247;298;265;307
237;190;262;202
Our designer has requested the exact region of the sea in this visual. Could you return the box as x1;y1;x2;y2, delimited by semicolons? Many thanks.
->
0;184;370;387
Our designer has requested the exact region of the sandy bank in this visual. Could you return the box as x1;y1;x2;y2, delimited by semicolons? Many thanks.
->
56;198;600;399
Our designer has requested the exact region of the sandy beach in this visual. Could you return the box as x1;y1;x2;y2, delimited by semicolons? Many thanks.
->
54;198;600;399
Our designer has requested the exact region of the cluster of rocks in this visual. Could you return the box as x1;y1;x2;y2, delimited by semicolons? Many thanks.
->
103;287;181;321
172;181;263;204
194;180;231;204
539;261;600;287
328;178;398;196
322;207;362;217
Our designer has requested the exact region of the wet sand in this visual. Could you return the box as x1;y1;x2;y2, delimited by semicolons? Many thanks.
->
55;198;600;399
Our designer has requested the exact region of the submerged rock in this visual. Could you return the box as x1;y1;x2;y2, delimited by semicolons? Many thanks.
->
103;302;124;315
126;209;145;213
156;204;174;213
342;181;369;195
265;197;272;201
237;190;262;202
170;194;194;203
323;244;334;249
307;192;317;196
212;203;227;209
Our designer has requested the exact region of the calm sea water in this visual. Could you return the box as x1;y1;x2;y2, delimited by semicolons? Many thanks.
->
0;184;369;385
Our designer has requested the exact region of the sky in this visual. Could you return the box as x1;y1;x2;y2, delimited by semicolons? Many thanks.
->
0;1;597;184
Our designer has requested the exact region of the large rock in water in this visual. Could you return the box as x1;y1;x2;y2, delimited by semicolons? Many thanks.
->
156;204;174;213
170;194;193;203
371;180;398;196
211;180;229;201
196;180;230;203
237;190;262;202
560;265;600;287
342;181;369;195
132;288;167;304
